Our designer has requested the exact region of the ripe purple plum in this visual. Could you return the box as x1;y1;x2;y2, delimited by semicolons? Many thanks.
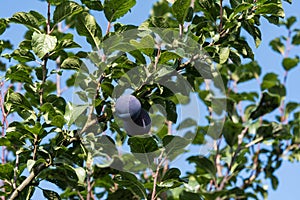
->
123;109;152;136
115;94;141;120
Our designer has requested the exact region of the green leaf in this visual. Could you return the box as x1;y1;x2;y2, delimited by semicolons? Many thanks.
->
163;135;190;160
261;73;279;90
282;57;299;71
0;163;14;180
104;0;136;22
0;137;11;146
223;120;243;146
11;49;35;62
270;175;279;190
128;135;159;153
188;156;216;178
230;3;252;19
219;47;230;64
53;1;83;24
270;37;285;54
159;51;182;64
161;168;181;181
75;12;102;49
74;167;86;185
43;189;61;200
0;18;8;35
6;90;33;111
285;16;297;29
172;0;191;24
5;64;33;84
292;31;300;45
114;172;147;199
166;100;177;123
180;190;203;200
176;118;197;130
81;0;103;11
10;12;41;33
61;56;82;70
256;3;285;18
250;92;280;120
31;32;57;59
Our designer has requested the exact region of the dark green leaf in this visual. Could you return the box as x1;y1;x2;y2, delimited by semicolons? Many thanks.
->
11;49;35;62
10;12;41;32
172;0;191;24
292;31;300;45
5;64;33;84
81;0;103;11
161;168;181;181
128;135;159;153
250;92;280;120
256;3;285;18
53;1;83;23
75;12;102;49
0;18;8;35
43;189;61;200
223;120;243;146
187;156;216;178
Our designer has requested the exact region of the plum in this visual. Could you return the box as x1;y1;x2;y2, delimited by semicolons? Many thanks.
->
123;109;152;136
115;94;141;120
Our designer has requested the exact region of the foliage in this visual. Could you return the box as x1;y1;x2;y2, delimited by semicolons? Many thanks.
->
0;0;299;200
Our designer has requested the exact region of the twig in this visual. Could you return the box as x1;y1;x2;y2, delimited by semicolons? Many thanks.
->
9;163;48;200
151;150;165;200
219;0;223;32
56;57;62;97
46;2;51;35
105;21;111;35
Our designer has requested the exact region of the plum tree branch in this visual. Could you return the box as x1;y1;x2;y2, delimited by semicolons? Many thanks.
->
9;163;48;200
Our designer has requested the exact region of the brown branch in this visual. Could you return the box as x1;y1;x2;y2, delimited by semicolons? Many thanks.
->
46;2;51;34
151;150;165;200
9;163;48;200
105;21;111;35
219;0;223;32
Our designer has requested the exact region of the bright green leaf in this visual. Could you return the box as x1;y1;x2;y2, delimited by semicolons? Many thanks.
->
104;0;136;22
31;32;57;59
282;57;299;71
10;12;41;33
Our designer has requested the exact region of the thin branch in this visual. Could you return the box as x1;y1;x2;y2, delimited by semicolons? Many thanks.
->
106;21;111;35
9;163;48;200
151;150;165;200
219;0;223;32
46;2;51;35
56;57;62;97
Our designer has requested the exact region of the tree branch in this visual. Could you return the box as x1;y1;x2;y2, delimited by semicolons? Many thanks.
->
9;163;48;200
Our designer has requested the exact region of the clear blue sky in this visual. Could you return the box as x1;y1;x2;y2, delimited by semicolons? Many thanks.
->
0;0;300;199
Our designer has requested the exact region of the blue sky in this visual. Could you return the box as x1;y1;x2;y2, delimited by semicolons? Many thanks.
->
0;0;300;199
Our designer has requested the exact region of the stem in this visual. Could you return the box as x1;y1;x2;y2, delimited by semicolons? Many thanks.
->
219;0;223;32
46;2;51;35
151;150;165;200
56;57;61;97
9;163;48;200
106;21;111;35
